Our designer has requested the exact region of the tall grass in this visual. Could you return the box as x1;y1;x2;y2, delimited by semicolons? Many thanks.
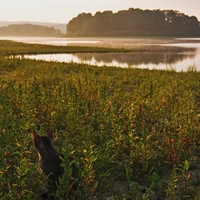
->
0;57;200;199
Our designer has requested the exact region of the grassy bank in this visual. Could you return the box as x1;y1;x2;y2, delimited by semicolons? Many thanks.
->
0;45;200;199
0;40;137;56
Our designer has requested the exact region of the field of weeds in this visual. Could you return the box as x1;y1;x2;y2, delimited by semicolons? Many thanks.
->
0;42;200;199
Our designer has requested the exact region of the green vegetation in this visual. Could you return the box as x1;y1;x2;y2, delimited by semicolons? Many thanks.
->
0;24;62;37
0;40;136;57
0;41;200;199
67;8;200;37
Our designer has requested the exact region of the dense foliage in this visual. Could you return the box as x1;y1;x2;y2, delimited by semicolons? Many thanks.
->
67;8;200;37
0;41;200;199
0;24;62;37
0;57;200;199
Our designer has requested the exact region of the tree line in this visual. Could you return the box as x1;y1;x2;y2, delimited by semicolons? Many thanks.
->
66;8;200;37
0;24;63;37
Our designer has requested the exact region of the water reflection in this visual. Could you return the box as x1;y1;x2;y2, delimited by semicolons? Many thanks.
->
74;51;196;66
3;36;199;71
24;48;199;72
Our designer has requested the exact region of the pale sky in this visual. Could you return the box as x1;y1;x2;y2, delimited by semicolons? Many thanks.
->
0;0;200;24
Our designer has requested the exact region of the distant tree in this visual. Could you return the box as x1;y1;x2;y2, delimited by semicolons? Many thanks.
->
66;13;93;36
66;8;200;37
0;24;62;36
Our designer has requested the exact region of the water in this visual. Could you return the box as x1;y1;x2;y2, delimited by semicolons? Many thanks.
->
23;51;200;72
1;36;200;71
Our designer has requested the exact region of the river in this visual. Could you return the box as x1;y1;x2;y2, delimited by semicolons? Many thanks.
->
1;36;200;71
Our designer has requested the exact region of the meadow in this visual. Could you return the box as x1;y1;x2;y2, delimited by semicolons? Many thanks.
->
0;41;200;199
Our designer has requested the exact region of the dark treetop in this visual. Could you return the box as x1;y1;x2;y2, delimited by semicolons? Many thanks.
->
66;8;200;37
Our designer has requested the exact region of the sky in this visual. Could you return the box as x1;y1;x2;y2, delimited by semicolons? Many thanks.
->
0;0;200;24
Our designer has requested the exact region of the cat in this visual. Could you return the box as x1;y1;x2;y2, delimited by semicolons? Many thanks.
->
32;131;78;199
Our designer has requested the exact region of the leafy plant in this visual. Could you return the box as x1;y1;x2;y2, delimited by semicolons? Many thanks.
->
0;55;200;199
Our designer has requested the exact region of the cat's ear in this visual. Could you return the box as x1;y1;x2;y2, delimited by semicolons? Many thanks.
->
48;130;54;140
32;131;40;140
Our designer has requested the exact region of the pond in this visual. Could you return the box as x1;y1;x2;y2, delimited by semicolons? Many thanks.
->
2;36;200;71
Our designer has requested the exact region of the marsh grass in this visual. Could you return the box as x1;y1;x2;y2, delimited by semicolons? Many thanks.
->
0;40;136;56
0;54;200;199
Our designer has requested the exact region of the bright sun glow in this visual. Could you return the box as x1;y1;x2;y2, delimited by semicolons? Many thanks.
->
0;0;199;23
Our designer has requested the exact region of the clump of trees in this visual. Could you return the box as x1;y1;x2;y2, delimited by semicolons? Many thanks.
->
66;8;200;37
0;24;62;37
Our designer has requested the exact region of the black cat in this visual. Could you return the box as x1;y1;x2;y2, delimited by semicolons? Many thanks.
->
32;131;78;199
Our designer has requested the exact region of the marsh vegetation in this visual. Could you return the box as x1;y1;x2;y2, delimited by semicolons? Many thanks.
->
0;40;200;199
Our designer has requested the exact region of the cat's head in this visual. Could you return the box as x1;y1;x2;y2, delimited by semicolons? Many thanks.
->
32;131;55;159
32;130;54;143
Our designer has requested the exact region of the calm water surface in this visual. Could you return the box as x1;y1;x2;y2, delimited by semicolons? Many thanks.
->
1;36;200;71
